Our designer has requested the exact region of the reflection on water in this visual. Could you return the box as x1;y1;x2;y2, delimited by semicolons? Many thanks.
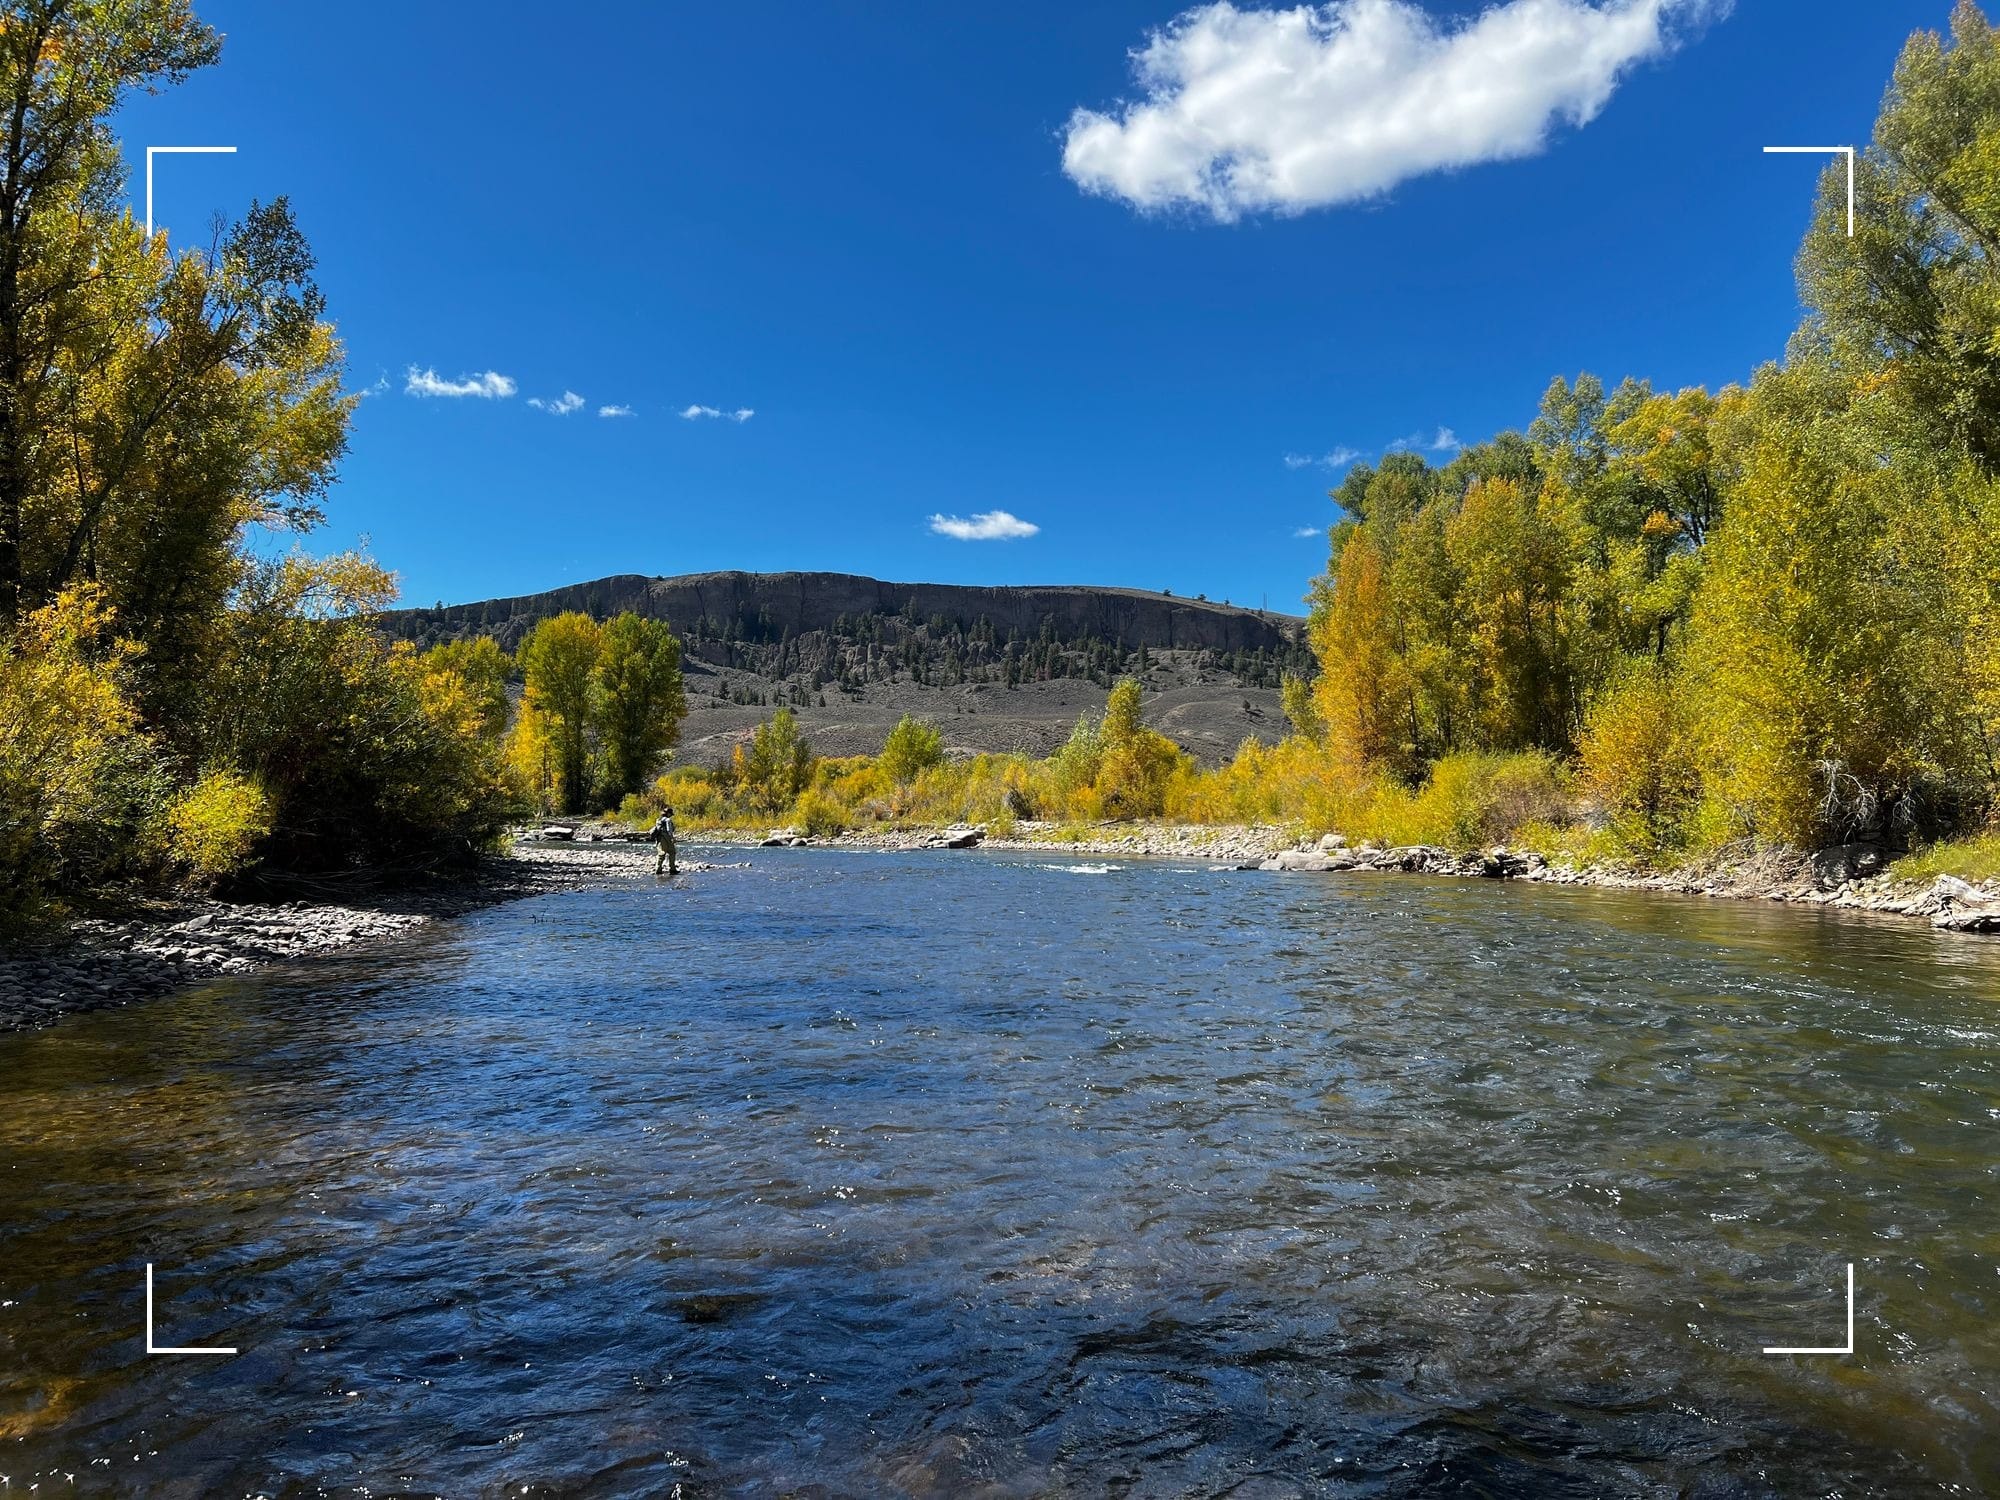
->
1;851;1996;1495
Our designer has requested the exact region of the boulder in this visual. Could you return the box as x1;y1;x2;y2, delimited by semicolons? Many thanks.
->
1929;874;2000;933
1317;832;1349;852
1261;850;1335;872
538;824;576;841
1811;842;1887;889
1477;847;1545;879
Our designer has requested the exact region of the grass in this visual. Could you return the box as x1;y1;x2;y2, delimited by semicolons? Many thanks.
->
1892;831;2000;885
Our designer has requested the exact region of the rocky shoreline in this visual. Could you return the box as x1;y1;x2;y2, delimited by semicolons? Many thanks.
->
7;820;1995;1036
0;841;692;1035
740;820;2000;933
1245;832;2000;933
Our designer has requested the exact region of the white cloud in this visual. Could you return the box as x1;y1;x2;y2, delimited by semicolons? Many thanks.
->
1284;445;1362;470
529;390;586;415
1293;525;1323;538
679;404;754;422
406;366;517;399
1387;426;1460;453
929;510;1041;541
1062;0;1724;221
599;404;635;418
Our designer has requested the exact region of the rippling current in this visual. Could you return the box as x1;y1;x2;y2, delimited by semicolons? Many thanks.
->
2;849;1998;1496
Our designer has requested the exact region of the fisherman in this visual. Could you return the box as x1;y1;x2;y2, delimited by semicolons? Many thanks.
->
648;804;678;876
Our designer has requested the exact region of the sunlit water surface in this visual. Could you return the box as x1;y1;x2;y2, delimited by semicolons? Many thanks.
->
2;849;1997;1497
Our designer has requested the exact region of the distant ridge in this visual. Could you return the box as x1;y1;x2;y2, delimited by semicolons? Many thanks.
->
376;570;1310;765
377;570;1303;655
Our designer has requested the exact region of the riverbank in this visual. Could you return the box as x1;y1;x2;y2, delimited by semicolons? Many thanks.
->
733;819;2000;933
9;820;1997;1035
0;842;700;1034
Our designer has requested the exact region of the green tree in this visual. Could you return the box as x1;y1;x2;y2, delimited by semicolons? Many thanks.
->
1528;373;1611;496
192;554;508;871
0;0;224;627
1799;0;2000;468
593;612;685;802
1443;477;1584;753
879;713;944;784
1688;360;1980;845
34;199;349;712
1278;673;1323;742
516;612;602;814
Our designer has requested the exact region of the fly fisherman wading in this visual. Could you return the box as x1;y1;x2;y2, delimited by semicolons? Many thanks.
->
648;806;678;877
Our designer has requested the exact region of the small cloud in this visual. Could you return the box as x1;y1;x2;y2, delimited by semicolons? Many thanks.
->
406;366;517;399
529;390;586;415
1388;427;1459;453
355;372;391;400
598;404;635;418
1293;525;1323;539
680;404;754;422
1284;445;1362;470
929;509;1040;541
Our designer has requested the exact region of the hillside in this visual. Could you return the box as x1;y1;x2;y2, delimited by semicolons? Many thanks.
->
378;571;1313;765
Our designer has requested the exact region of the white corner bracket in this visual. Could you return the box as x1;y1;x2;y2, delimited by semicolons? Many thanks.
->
1762;1261;1855;1356
144;1262;237;1356
1762;146;1856;237
144;145;238;242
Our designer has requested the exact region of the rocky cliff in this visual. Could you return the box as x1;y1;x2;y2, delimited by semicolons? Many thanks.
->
377;570;1302;655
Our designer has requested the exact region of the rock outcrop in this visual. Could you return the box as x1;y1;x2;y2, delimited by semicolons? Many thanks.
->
380;570;1300;657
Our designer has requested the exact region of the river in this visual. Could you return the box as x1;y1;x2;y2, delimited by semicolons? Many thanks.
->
1;849;1995;1495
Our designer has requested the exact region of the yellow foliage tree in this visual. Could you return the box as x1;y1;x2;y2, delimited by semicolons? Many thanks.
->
0;586;152;914
1311;527;1406;773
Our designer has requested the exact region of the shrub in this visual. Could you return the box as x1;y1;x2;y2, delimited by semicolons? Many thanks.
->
0;588;161;920
879;715;945;784
744;709;814;811
615;790;659;826
164;770;272;884
1047;714;1103;807
1397;751;1569;849
794;788;847;838
193;555;511;873
1580;665;1704;857
655;767;726;826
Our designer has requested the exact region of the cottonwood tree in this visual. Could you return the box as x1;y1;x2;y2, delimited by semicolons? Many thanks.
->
594;612;685;802
0;1;221;627
516;612;601;814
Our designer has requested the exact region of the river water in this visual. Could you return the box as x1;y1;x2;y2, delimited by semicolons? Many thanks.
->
1;849;1996;1496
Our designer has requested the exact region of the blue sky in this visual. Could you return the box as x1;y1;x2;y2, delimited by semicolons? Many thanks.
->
115;1;1938;613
